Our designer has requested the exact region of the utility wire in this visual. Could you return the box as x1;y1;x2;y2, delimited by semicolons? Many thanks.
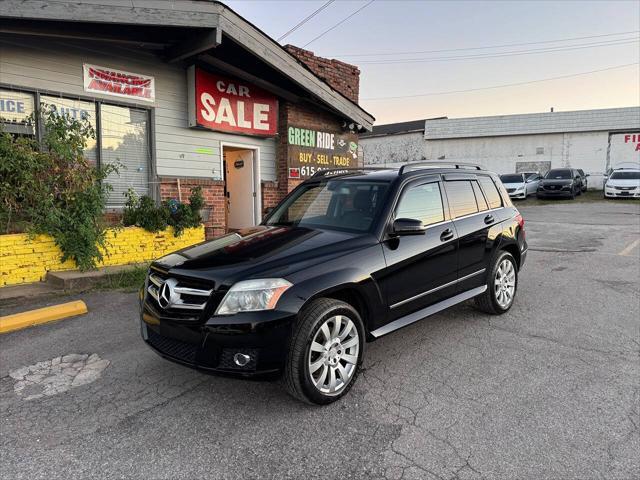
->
331;30;640;58
357;37;639;65
277;0;336;42
361;62;639;100
302;0;375;48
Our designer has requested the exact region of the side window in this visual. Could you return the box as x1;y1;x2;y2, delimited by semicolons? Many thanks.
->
477;176;503;209
471;181;489;211
395;182;445;226
444;181;478;218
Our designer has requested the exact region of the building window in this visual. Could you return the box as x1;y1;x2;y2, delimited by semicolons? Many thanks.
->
41;95;98;165
1;87;150;208
100;104;150;207
0;89;35;135
536;147;544;155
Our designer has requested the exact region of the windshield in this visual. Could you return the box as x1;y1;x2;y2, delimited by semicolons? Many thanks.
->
545;169;572;180
610;171;640;180
264;179;390;233
500;174;523;183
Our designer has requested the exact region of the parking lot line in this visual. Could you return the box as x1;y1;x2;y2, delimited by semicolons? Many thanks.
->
618;238;640;256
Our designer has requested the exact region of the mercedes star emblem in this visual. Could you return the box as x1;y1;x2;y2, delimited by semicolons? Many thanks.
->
158;278;179;309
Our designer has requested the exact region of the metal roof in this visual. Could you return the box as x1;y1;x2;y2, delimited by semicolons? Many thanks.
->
424;107;640;140
0;0;375;130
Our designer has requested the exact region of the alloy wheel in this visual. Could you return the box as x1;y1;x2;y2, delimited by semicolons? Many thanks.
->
308;315;359;396
494;258;516;309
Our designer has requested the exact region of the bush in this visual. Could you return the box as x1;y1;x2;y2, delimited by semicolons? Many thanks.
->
0;107;117;270
122;186;203;237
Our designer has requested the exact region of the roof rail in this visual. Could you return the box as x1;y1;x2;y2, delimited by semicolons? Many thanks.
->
399;162;484;175
310;167;389;178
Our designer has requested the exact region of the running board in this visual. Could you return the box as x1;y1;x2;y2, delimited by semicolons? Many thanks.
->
370;285;487;338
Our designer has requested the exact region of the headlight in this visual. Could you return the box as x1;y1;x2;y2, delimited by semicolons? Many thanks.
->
516;186;524;191
215;278;292;315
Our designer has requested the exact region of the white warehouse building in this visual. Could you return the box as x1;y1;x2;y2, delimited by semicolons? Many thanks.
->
361;107;640;189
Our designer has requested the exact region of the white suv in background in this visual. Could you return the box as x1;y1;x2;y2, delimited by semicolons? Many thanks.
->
604;169;640;198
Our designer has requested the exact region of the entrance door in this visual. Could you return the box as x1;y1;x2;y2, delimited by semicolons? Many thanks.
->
225;149;255;229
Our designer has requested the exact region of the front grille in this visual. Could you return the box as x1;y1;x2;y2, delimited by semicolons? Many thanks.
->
145;270;215;320
147;329;198;363
506;188;516;193
615;186;636;191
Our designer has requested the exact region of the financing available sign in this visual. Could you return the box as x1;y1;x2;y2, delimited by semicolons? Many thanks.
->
287;126;359;179
83;64;155;102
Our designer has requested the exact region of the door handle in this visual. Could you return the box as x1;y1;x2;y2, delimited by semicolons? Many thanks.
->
440;228;454;242
484;215;495;225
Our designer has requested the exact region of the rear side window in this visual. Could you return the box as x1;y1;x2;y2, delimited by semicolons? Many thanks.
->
477;176;503;209
444;181;478;218
396;182;445;226
472;181;489;211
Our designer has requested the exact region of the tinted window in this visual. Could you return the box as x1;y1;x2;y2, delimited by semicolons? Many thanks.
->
545;169;572;179
472;181;489;211
610;171;640;180
500;174;523;183
477;176;503;209
445;181;478;218
396;182;444;226
265;180;389;233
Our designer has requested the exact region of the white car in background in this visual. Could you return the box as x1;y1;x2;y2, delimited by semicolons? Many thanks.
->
604;169;640;198
499;173;541;199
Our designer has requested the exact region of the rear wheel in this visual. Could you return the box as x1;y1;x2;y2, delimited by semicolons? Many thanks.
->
284;298;364;405
474;251;518;314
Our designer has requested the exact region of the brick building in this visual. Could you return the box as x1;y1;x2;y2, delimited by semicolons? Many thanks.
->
0;0;373;238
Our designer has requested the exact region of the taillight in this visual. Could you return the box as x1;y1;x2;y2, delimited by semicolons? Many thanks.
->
515;213;525;229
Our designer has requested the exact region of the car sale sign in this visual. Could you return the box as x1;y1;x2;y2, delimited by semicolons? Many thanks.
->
83;64;155;102
189;67;278;136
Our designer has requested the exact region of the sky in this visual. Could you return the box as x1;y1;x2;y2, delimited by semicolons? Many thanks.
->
224;0;640;125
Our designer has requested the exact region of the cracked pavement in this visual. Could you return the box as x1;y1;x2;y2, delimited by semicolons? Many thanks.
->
1;201;638;479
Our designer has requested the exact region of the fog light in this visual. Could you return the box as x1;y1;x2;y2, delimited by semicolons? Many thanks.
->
233;353;251;367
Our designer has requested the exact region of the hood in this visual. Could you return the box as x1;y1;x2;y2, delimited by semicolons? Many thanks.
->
151;225;376;286
502;182;525;189
606;179;640;187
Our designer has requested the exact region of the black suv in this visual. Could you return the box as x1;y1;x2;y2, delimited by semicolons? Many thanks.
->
536;168;583;199
140;163;527;404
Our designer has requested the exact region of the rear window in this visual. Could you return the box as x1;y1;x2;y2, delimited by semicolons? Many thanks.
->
472;181;489;211
545;169;572;179
610;171;640;180
444;181;478;218
477;176;503;209
500;174;523;183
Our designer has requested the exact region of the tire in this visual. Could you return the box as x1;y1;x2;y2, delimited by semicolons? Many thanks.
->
283;298;365;405
474;250;518;315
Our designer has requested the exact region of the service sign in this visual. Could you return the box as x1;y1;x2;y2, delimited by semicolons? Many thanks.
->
287;126;360;178
83;64;155;102
189;67;278;136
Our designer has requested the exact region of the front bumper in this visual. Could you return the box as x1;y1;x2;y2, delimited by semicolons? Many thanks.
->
536;189;573;198
604;188;639;198
140;296;296;377
507;190;527;199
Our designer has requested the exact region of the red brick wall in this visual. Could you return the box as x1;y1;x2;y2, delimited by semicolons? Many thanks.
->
159;177;226;239
284;45;360;103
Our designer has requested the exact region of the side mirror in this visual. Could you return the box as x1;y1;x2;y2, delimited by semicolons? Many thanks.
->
585;174;590;177
264;207;274;216
393;218;426;235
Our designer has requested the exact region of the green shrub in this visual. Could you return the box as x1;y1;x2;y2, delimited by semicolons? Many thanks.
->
122;186;203;237
0;107;117;270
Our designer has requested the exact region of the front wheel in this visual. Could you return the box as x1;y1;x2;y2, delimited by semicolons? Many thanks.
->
474;251;518;314
284;298;364;405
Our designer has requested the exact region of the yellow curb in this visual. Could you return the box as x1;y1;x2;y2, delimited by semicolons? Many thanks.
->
0;300;88;334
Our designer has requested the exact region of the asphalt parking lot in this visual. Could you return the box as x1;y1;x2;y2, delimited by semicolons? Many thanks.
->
1;201;639;480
